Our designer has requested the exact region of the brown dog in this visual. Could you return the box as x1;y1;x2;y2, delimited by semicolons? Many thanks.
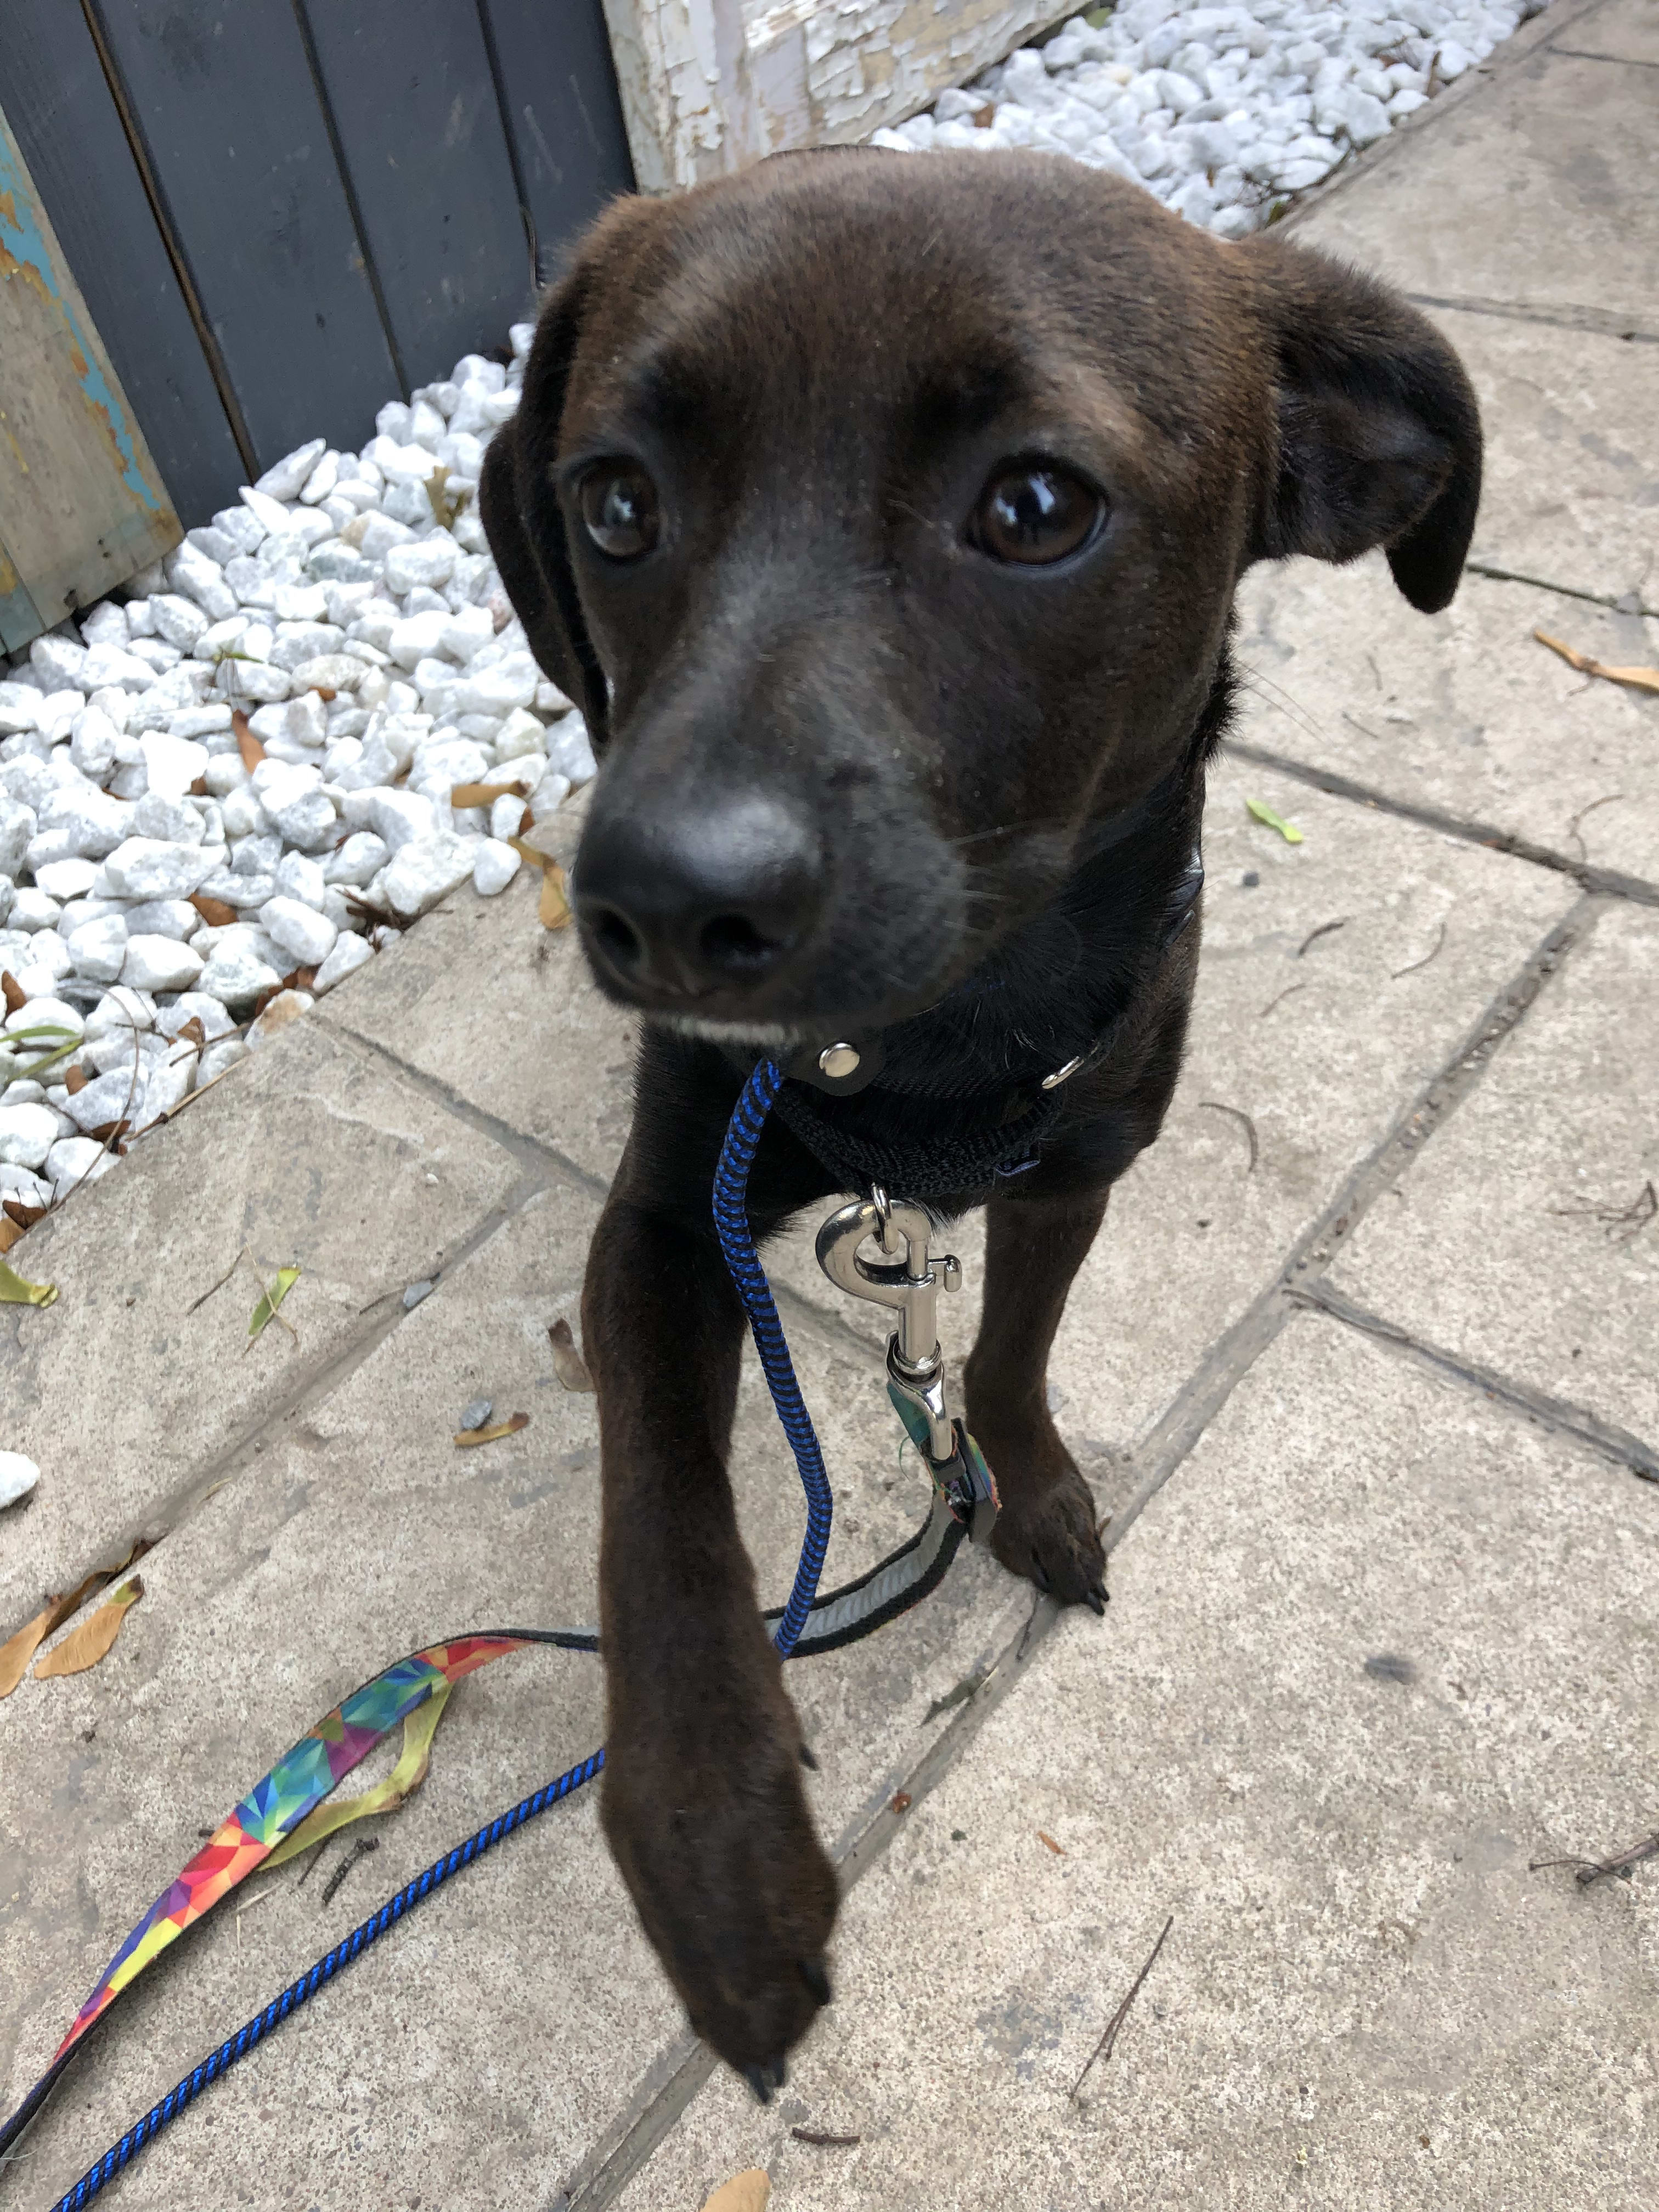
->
480;147;1480;2094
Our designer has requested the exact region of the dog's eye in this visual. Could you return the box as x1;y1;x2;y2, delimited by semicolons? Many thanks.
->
579;466;661;560
972;464;1102;565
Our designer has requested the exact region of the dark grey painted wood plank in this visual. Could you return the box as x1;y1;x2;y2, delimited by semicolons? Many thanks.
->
94;0;401;473
481;0;635;286
0;0;245;525
300;2;535;387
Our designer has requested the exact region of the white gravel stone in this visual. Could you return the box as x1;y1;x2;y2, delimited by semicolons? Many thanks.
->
35;856;102;904
380;831;478;916
246;988;313;1047
473;838;521;896
196;938;284;1007
9;887;61;932
124;897;200;939
324;832;388;886
66;912;129;982
103;838;223;900
261;895;337;967
256;439;328;501
199;1035;247;1081
0;1452;41;1511
311;929;373;994
166;541;238;624
0;1101;61;1167
121;934;206;992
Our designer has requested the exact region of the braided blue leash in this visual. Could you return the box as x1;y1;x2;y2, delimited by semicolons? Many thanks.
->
36;1061;832;2209
711;1058;834;1657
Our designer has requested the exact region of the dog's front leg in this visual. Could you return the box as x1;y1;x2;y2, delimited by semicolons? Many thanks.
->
963;1185;1110;1609
583;1160;837;2090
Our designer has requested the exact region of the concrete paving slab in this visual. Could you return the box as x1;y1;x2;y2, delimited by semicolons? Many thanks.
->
765;751;1575;1457
1556;0;1659;64
614;1316;1659;2212
1;1014;524;1642
2;1172;1037;2211
1420;309;1657;606
1235;562;1659;885
1295;42;1659;330
325;803;640;1186
1329;897;1659;1447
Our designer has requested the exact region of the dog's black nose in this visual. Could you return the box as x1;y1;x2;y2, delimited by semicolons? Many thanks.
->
574;795;823;1000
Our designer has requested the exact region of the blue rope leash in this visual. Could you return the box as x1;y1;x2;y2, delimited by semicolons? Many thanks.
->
38;1060;828;2210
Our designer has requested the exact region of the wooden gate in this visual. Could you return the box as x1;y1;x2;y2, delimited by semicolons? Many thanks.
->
0;0;633;552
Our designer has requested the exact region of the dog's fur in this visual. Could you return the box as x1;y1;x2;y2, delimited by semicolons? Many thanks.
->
481;149;1480;2089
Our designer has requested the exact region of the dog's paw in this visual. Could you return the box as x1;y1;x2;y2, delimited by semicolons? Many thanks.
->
600;1664;838;2085
969;1407;1107;1611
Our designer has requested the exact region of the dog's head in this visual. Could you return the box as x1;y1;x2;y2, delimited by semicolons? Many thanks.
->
483;151;1479;1042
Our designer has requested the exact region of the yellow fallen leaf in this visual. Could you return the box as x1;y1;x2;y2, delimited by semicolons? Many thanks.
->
0;1606;55;1698
450;780;527;809
248;1263;301;1342
0;1259;57;1307
1245;797;1304;844
539;861;572;930
701;2175;771;2212
1534;629;1659;696
0;1215;26;1254
454;1411;530;1448
233;707;265;771
34;1577;143;1679
265;1681;453;1869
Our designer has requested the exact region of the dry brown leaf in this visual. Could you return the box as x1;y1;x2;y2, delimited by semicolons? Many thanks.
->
191;893;237;928
1534;629;1659;696
34;1577;144;1679
188;773;210;797
1;970;23;1014
1037;1830;1065;1855
548;1316;594;1391
890;1791;912;1814
450;779;527;809
64;1063;87;1096
454;1411;530;1448
0;1216;25;1255
0;1607;55;1696
701;2175;771;2212
176;1014;207;1049
3;1199;46;1228
233;707;266;771
539;861;572;930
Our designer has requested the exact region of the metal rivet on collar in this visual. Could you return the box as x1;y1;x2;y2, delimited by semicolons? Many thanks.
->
819;1041;861;1080
1041;1053;1085;1092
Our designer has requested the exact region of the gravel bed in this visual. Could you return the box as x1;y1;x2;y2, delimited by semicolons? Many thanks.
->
0;325;596;1224
872;0;1547;234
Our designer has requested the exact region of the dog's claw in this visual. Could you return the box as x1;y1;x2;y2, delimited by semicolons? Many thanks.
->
799;1955;832;2007
743;2063;774;2106
799;1742;819;1771
1031;1553;1053;1596
1085;1582;1107;1616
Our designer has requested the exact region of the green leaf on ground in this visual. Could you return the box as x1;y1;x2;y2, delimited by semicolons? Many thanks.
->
0;1259;57;1307
1245;798;1305;844
248;1265;301;1341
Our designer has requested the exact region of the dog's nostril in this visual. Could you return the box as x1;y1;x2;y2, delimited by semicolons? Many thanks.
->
698;913;783;975
590;906;645;973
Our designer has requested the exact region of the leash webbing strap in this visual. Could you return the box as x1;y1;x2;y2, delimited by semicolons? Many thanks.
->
0;1058;980;2207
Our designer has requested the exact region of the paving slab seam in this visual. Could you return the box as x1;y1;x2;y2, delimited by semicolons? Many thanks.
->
1405;292;1659;347
0;1156;566;1649
1226;738;1659;909
1549;41;1659;66
1462;558;1659;616
1287;1278;1659;1484
546;893;1599;2211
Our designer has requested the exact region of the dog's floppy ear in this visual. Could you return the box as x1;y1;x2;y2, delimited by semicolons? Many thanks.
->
479;266;611;740
1241;237;1481;613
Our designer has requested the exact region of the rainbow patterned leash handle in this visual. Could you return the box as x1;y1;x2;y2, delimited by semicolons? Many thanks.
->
0;1631;584;2163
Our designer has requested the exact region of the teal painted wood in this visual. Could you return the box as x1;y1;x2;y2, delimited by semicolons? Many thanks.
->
0;0;248;526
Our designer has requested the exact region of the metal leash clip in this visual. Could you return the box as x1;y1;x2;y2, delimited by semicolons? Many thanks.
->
814;1186;1000;1545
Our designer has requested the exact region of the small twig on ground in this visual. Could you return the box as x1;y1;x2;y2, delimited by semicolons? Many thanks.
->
1564;791;1627;860
791;2128;862;2148
296;1837;335;1888
1068;1914;1174;2102
1530;1831;1659;1887
1296;918;1347;958
1549;1180;1657;1244
236;1883;281;1943
1257;981;1306;1020
320;1835;380;1906
1198;1100;1259;1174
1391;919;1447;981
189;1242;255;1314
